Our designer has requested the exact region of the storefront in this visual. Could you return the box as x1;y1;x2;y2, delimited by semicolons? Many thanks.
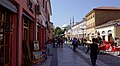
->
96;19;120;42
21;15;34;65
0;3;17;66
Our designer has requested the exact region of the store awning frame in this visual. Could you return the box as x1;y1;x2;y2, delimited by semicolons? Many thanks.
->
0;0;17;13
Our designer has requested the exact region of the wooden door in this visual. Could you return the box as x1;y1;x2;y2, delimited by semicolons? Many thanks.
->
22;17;31;65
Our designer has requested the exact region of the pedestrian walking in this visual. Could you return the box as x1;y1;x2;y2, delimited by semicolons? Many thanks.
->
65;37;67;44
72;37;78;51
81;38;84;46
97;36;102;45
52;38;55;48
86;38;99;66
114;37;119;46
60;37;64;48
77;38;80;45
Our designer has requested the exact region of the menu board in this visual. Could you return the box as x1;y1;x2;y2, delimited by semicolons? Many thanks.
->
33;51;42;63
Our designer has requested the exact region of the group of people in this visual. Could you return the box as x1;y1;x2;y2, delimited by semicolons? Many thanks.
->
72;37;88;51
48;36;120;66
52;37;64;48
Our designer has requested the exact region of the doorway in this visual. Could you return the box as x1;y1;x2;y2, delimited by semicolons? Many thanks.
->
22;16;32;65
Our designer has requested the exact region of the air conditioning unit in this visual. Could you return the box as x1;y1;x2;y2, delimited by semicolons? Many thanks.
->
35;5;41;15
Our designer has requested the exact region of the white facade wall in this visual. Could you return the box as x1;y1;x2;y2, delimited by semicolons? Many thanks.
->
69;20;86;39
96;26;114;41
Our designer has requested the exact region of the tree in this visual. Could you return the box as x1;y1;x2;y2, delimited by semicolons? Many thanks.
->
54;27;63;37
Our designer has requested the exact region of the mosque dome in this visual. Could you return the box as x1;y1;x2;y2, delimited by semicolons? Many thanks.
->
62;24;69;28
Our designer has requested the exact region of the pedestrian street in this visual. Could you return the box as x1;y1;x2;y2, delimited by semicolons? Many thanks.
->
37;44;120;66
34;43;120;66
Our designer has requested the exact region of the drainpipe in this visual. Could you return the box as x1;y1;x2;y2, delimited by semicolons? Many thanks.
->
35;12;37;41
17;6;22;66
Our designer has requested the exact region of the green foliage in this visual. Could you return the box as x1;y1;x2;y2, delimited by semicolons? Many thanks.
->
54;27;63;37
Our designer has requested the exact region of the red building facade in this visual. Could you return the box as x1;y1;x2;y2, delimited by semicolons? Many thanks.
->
0;0;52;66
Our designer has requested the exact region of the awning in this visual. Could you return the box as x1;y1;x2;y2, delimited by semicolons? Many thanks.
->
23;12;33;21
0;0;17;13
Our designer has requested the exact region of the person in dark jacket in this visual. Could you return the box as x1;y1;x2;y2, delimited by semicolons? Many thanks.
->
72;37;78;51
57;38;61;47
86;38;99;66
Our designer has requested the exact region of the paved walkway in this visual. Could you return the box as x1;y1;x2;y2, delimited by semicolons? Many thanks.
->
57;45;89;66
66;45;109;66
35;44;110;66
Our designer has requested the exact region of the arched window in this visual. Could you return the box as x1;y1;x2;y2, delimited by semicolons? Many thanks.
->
102;31;105;35
102;31;105;41
97;31;100;35
108;30;112;41
108;30;112;34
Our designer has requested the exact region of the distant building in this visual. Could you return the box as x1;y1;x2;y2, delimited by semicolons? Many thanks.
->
71;19;86;39
65;18;86;40
62;24;71;38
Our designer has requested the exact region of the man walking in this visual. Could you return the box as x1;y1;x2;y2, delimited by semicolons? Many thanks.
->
86;38;99;66
72;37;78;51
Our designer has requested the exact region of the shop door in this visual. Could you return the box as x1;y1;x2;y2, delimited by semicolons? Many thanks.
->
22;17;31;65
0;7;13;66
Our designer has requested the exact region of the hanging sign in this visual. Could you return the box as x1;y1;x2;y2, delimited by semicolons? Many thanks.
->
33;41;39;51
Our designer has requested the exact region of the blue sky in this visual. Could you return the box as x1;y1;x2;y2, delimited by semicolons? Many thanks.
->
50;0;120;28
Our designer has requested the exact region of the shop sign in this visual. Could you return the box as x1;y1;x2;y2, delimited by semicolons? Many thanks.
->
33;41;39;51
33;51;42;63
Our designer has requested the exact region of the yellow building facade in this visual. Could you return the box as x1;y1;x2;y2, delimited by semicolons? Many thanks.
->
85;6;120;40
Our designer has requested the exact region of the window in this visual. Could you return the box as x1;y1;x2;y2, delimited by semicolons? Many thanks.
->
108;30;112;34
97;32;100;35
27;0;32;8
108;30;112;41
0;6;13;65
27;0;33;13
102;31;105;35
